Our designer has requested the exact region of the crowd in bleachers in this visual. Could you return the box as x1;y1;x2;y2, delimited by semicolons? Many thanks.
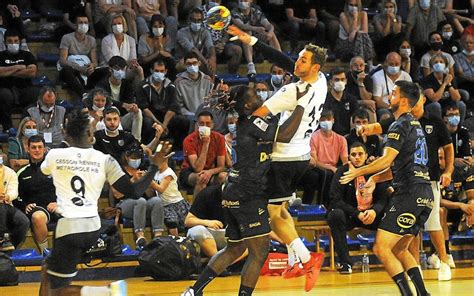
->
0;0;474;279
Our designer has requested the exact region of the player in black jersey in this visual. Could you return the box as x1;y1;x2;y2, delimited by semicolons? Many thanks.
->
182;85;311;296
341;81;433;296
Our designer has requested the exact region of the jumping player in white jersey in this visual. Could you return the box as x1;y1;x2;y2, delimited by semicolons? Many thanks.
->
39;109;172;296
228;25;327;292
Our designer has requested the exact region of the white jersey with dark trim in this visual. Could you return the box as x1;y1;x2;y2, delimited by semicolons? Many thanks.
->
41;147;125;218
263;72;327;159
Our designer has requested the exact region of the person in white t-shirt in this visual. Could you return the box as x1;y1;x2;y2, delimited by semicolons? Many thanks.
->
39;109;172;296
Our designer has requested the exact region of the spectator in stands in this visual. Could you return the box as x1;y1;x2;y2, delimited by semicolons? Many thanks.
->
62;0;95;36
0;156;29;251
82;87;112;133
313;0;345;50
345;109;380;160
0;29;39;131
443;104;472;165
254;81;270;101
373;0;402;59
345;56;376;122
18;135;58;255
96;56;143;141
97;0;138;40
421;31;456;77
371;52;412;111
232;0;281;76
0;2;26;40
0;12;28;52
328;142;390;274
135;59;189;147
438;0;474;32
8;117;38;171
113;144;165;249
406;0;446;59
175;52;214;118
101;13;144;83
135;0;178;42
300;109;349;205
323;67;358;136
453;33;474;99
178;110;227;197
334;0;374;65
194;86;233;135
137;14;176;79
266;63;291;95
438;20;462;56
152;151;190;236
397;39;421;83
24;87;66;149
176;8;216;77
58;14;100;101
282;0;326;52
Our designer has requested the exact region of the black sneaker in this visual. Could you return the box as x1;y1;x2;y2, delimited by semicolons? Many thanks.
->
0;233;15;252
135;237;147;251
338;263;352;274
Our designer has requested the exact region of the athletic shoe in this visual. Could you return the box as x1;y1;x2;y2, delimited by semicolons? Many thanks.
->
181;287;203;296
438;262;452;281
42;248;51;257
0;233;14;252
282;263;305;279
110;280;127;295
247;62;256;75
135;237;147;251
447;254;456;268
337;263;352;274
427;253;440;269
302;254;323;292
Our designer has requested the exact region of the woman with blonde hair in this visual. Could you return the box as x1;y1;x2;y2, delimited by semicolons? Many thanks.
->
7;117;39;171
373;0;403;59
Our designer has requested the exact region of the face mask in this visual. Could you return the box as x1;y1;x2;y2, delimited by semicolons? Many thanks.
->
447;115;460;126
152;27;164;37
187;65;199;74
463;49;474;56
113;69;126;80
419;0;430;10
432;62;446;73
152;71;165;82
384;8;394;14
238;2;250;10
112;24;124;34
24;128;38;138
320;120;333;131
256;90;268;101
442;31;453;40
41;105;54;113
228;123;237;135
387;66;400;75
77;24;89;34
430;41;443;51
198;126;211;137
128;159;141;169
333;81;346;92
348;6;358;14
190;22;202;32
271;74;283;85
92;104;105;111
7;43;20;54
400;48;411;57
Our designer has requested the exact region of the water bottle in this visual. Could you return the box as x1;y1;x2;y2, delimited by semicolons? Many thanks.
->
362;253;370;273
420;250;428;270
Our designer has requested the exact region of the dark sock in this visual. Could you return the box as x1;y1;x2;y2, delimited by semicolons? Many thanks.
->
239;285;254;296
445;240;451;255
192;266;218;294
407;267;429;296
392;272;413;296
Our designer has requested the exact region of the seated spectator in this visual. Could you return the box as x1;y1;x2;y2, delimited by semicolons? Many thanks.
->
137;14;177;79
443;104;473;167
135;0;178;41
323;67;358;136
372;0;403;59
438;20;462;56
281;0;326;52
135;59;189;147
300;109;348;205
313;0;345;50
421;53;464;120
82;87;112;132
176;8;216;77
194;83;233;136
266;63;291;95
334;0;374;64
101;13;143;83
345;56;376;122
112;144;165;249
345;109;380;161
0;29;39;131
17;135;59;254
0;157;29;251
397;39;421;83
254;81;270;101
152;150;190;236
8;117;38;171
0;12;28;52
232;0;281;76
61;0;95;36
175;52;214;118
420;31;456;77
23;87;66;149
178;110;227;197
97;0;138;40
58;14;100;100
327;142;390;274
0;2;26;42
453;33;474;100
96;56;143;141
371;52;412;111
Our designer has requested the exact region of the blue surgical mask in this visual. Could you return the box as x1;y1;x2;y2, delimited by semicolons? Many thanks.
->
256;90;268;101
113;69;126;80
190;22;202;32
271;74;283;85
419;0;430;10
24;128;38;138
128;159;141;169
387;66;400;75
187;65;199;74
152;71;165;82
447;115;460;126
432;62;446;73
228;123;237;135
320;120;333;131
7;43;20;54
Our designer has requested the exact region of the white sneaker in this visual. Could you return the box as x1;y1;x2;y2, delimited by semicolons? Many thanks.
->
181;287;202;296
427;253;440;269
438;262;452;281
447;254;456;268
247;63;256;75
110;280;127;295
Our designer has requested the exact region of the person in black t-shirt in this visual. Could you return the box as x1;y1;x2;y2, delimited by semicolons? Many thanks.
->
345;109;380;160
442;103;472;162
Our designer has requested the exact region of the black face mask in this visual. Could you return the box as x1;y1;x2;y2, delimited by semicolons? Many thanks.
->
430;41;443;51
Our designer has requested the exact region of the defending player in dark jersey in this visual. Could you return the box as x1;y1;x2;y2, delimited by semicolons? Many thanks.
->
182;85;314;296
341;81;433;296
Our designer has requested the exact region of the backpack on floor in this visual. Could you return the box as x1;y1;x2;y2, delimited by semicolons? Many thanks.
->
0;252;19;286
138;236;201;281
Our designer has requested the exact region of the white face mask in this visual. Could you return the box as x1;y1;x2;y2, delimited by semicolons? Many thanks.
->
384;7;395;14
113;69;126;80
419;0;430;10
463;49;474;56
190;22;202;32
77;23;89;34
442;31;453;40
333;81;346;92
152;27;164;37
348;5;358;14
187;65;199;74
127;159;141;169
198;126;211;137
256;90;268;101
92;104;105;111
112;24;124;34
7;43;20;54
271;74;283;85
400;48;411;57
41;105;54;113
152;71;165;82
320;120;333;131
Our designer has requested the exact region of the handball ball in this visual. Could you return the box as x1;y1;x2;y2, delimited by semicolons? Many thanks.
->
206;5;231;31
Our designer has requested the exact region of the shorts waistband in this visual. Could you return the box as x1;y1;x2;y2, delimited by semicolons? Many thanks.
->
271;153;311;162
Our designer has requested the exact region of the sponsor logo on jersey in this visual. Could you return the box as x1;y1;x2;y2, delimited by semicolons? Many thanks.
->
222;200;240;208
258;208;265;215
416;197;434;209
397;213;416;229
410;121;421;126
389;205;397;212
253;118;269;132
466;175;474;183
424;125;433;134
387;133;400;140
249;222;261;228
260;152;270;162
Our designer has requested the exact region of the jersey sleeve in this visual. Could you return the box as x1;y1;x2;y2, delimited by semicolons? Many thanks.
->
263;84;298;115
249;116;279;142
385;120;407;152
104;155;126;184
40;152;54;176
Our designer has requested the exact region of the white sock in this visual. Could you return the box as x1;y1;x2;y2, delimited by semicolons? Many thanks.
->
289;238;311;264
38;239;48;253
80;286;111;296
286;244;299;267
